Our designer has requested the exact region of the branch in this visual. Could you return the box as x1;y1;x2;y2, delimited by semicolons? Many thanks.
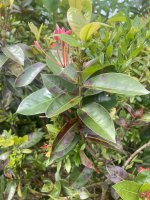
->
123;140;150;169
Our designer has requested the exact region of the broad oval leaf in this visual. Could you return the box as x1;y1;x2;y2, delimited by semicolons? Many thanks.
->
15;62;46;87
52;120;77;153
113;181;140;200
42;74;78;96
77;102;116;143
46;94;82;118
17;88;53;115
84;73;149;96
67;7;87;37
80;22;109;41
2;45;24;66
50;137;78;163
19;132;44;149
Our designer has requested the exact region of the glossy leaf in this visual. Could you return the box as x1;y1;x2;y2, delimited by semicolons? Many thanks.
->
46;51;62;74
55;34;81;47
2;45;24;65
46;94;82;118
68;0;82;10
15;62;46;87
52;120;77;153
0;54;8;70
80;22;109;41
42;74;78;96
113;181;140;200
59;64;78;83
17;88;53;115
50;137;78;162
67;7;87;37
19;132;45;149
84;73;149;96
78;103;116;143
4;181;17;200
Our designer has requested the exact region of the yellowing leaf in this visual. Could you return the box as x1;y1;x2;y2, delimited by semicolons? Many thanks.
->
80;22;110;41
68;0;82;10
28;22;43;41
80;22;100;41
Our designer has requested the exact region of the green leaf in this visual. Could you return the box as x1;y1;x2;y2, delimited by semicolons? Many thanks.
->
17;88;53;115
46;94;82;118
46;51;62;74
81;0;92;22
28;22;43;41
15;62;46;87
80;22;109;41
84;73;149;96
139;183;150;192
108;12;127;23
42;74;78;96
113;181;140;200
4;181;17;200
77;103;116;143
43;0;60;13
68;167;93;189
53;122;77;153
82;62;104;80
106;44;113;58
2;45;24;65
50;182;61;199
50;137;78;162
68;0;82;10
59;64;78;83
141;112;150;122
19;132;44;149
55;34;81;47
135;170;150;184
0;54;8;70
67;7;87;37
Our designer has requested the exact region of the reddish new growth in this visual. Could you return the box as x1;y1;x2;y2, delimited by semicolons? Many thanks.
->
52;24;72;68
138;167;150;173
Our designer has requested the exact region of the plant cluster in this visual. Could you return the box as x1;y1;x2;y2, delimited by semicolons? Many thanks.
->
0;0;150;200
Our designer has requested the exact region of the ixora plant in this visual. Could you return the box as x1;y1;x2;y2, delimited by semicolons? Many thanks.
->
7;0;149;199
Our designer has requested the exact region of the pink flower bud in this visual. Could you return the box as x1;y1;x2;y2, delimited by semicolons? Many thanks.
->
34;41;41;49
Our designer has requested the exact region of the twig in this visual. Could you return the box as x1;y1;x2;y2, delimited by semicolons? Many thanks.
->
100;180;109;200
123;140;150;169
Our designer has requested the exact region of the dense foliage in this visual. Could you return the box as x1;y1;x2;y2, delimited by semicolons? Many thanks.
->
0;0;150;200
